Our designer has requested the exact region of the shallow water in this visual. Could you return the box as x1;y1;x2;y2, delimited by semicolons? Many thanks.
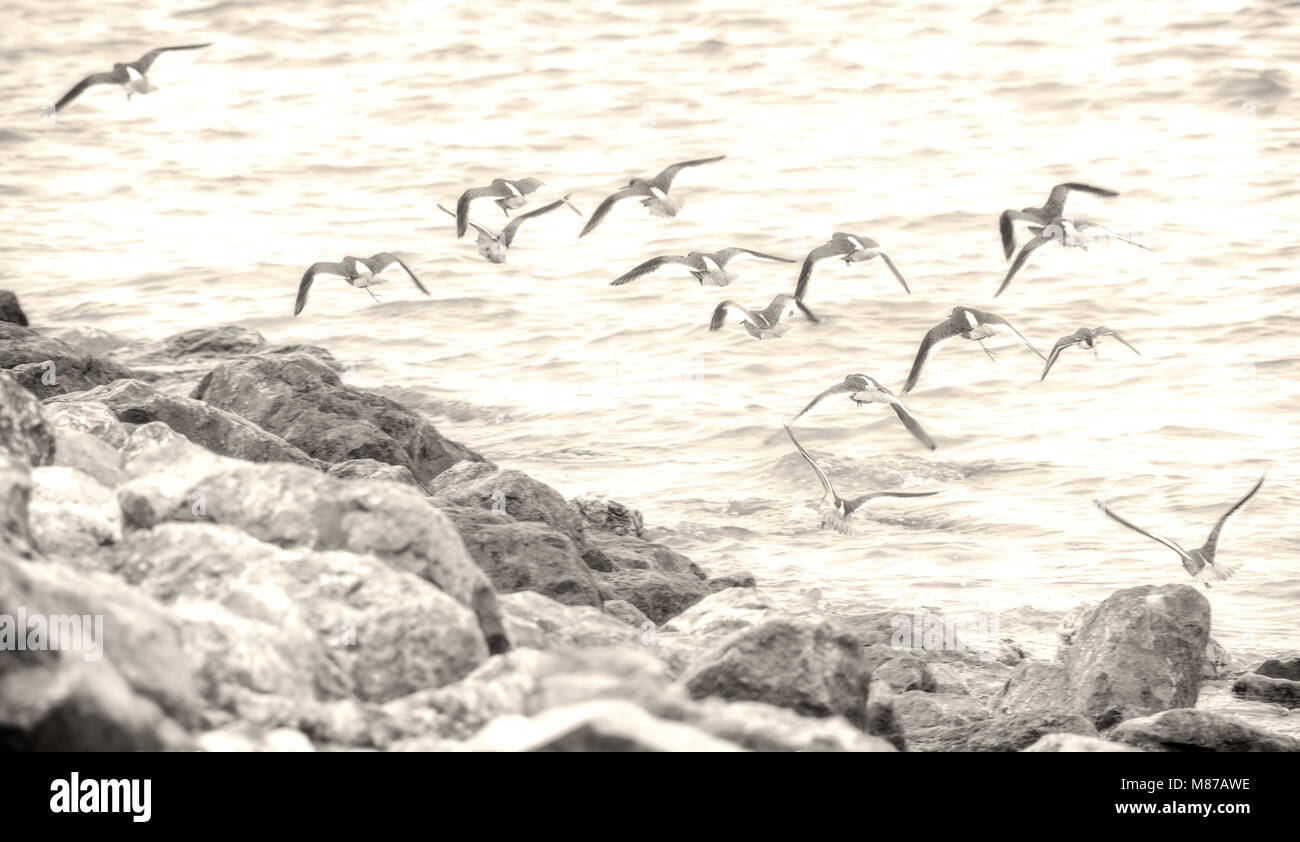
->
5;0;1299;661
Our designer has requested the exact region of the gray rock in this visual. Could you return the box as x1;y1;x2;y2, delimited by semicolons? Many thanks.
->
598;568;709;625
1022;733;1144;752
449;517;602;608
0;457;35;555
908;709;1097;752
1109;708;1300;752
464;699;745;752
0;291;27;326
1231;673;1300;708
429;463;584;545
872;652;937;694
569;493;644;537
28;466;122;555
326;459;418;485
892;689;990;730
50;428;123;489
1254;657;1300;682
42;399;130;448
191;353;481;482
603;599;650;628
0;370;55;467
45;326;131;357
0;322;136;398
498;591;640;650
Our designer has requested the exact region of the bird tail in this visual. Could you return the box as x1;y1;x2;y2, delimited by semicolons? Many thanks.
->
1195;557;1244;585
645;194;684;217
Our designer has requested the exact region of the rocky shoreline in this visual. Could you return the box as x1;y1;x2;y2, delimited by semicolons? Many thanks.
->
1;292;1297;752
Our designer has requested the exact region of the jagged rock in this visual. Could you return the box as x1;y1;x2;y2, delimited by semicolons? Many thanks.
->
498;591;640;650
907;709;1097;752
45;326;131;357
0;457;34;555
47;379;320;469
0;291;27;326
160;325;268;359
115;423;236;529
0;370;54;467
569;493;644;537
429;463;583;544
1022;733;1144;752
40;400;129;448
326;459;418;485
1254;657;1300;682
1231;673;1300;708
603;599;650;628
191;353;481;482
50;428;123;489
28;466;122;555
449;518;602;607
464;699;745;752
872;652;937;693
1204;636;1236;679
892;690;990;730
1109;708;1300;752
0;322;136;398
705;560;757;591
598;568;708;625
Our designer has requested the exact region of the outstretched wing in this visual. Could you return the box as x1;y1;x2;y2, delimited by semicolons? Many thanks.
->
1095;327;1141;356
1042;183;1118;219
709;300;753;331
294;262;346;316
47;70;123;115
132;43;213;74
437;203;494;238
995;234;1053;297
794;241;851;301
651;155;726;191
578;187;645;238
1073;221;1150;250
784;425;836;502
978;310;1046;361
1201;475;1265;563
714;247;797;267
1093;498;1193;560
845;489;940;514
792;379;856;423
876;251;910;294
901;317;963;394
998;210;1041;260
1039;335;1079;381
887;401;937;450
369;253;430;296
455;183;510;237
611;254;700;286
501;196;569;246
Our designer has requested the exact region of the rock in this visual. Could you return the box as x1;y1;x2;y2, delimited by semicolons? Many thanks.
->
679;616;873;730
28;466;122;555
864;681;906;750
1254;657;1300;682
598;568;708;625
1022;733;1144;752
161;325;269;359
1109;709;1300;752
191;353;481;482
45;326;131;357
907;709;1097;752
705;561;757;591
1204;636;1236;680
0;371;55;467
569;493;644;537
42;398;130;448
115;424;237;529
584;531;703;575
646;693;898;752
0;322;137;398
462;521;601;607
603;599;650;628
1231;673;1300;708
429;463;583;545
110;325;271;395
0;457;35;555
891;690;990;730
197;726;316;752
498;591;639;650
47;379;320;469
117;523;491;702
992;661;1070;715
50;428;123;489
153;461;508;655
653;587;781;669
0;291;27;326
326;459;418;485
464;699;745;752
872;652;937;694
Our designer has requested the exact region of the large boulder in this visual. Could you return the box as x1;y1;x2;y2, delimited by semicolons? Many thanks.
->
28;466;122;556
0;322;137;398
0;458;34;555
0;371;54;467
41;400;130;448
497;591;639;651
152;461;508;655
1231;673;1300;708
191;353;481;482
906;709;1097;752
429;462;583;544
0;291;27;326
597;568;709;626
46;379;320;469
1109;709;1300;752
569;493;644;538
1254;657;1300;681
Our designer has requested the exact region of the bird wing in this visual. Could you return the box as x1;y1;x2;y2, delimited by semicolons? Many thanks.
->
578;186;645;238
977;310;1046;361
784;426;837;502
437;203;495;238
650;155;726;191
1073;221;1151;250
901;317;964;394
131;43;213;74
876;251;910;294
845;489;940;514
886;401;937;450
794;241;850;301
501;196;569;246
369;253;430;296
1094;327;1141;356
294;262;347;316
611;254;701;286
1039;335;1080;381
709;300;753;331
1043;183;1119;219
48;70;124;114
792;380;857;423
455;184;511;237
1201;475;1265;564
1093;498;1193;560
995;234;1053;297
999;210;1042;260
714;247;797;267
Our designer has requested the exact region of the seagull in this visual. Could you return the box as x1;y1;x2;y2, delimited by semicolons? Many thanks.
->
611;247;795;287
579;155;725;238
784;426;939;535
902;306;1045;394
792;374;936;450
1094;475;1265;588
709;294;801;339
793;233;909;323
999;183;1119;259
42;43;213;120
1040;327;1141;381
437;197;570;263
294;253;429;316
453;179;580;238
997;218;1149;297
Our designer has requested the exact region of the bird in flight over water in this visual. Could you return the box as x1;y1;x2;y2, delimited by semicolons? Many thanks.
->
43;43;213;120
902;306;1045;393
579;155;725;238
437;197;571;263
792;373;937;450
1039;326;1140;381
611;247;795;288
709;294;801;339
793;233;909;323
294;253;429;316
452;178;580;238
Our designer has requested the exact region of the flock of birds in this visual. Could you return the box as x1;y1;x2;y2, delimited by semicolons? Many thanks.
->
41;43;1268;588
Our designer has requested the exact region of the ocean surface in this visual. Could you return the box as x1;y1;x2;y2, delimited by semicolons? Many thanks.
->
5;1;1298;688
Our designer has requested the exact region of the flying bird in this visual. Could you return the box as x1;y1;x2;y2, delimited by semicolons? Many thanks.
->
999;183;1119;259
1040;327;1141;381
997;218;1149;297
784;426;939;535
294;253;429;316
709;294;801;339
611;247;795;287
1094;475;1265;587
793;233;909;323
792;373;936;450
453;179;580;237
902;306;1045;394
437;197;570;263
579;155;725;238
42;43;213;120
